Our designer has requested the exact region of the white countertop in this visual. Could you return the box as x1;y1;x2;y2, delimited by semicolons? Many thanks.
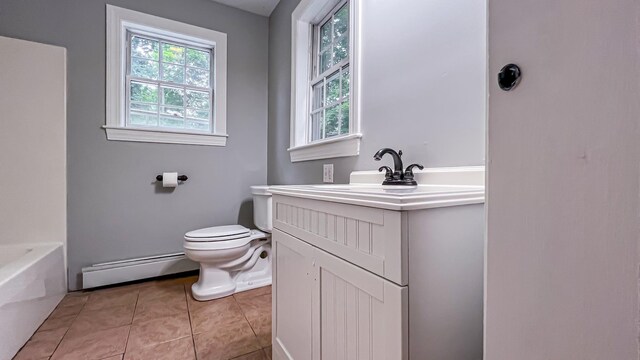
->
269;183;485;211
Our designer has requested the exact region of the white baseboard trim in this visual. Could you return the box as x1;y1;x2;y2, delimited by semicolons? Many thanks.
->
81;252;198;289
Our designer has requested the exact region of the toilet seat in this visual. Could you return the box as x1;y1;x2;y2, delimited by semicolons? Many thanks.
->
185;225;251;241
184;237;252;251
183;225;266;251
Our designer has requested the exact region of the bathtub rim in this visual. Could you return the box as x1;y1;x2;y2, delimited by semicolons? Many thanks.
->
0;242;64;288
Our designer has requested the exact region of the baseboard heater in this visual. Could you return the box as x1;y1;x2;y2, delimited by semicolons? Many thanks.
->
81;252;198;289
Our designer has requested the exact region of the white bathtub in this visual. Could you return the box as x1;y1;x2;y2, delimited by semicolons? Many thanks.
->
0;243;66;360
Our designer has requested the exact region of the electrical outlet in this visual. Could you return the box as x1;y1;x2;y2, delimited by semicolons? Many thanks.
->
323;164;334;183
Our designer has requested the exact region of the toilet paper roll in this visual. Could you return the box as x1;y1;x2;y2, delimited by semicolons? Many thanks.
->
162;172;179;188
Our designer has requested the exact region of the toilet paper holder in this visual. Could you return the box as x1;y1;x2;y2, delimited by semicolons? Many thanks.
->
155;174;188;182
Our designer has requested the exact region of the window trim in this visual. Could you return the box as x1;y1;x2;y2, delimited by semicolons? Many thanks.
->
105;5;227;146
289;0;362;162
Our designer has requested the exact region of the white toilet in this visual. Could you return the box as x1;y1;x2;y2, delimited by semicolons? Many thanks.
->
184;186;272;301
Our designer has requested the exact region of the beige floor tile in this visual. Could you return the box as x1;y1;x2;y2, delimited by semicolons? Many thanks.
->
58;294;89;308
189;296;246;335
38;314;77;332
235;293;271;321
49;303;84;319
231;349;269;360
248;314;272;348
233;286;271;302
84;288;139;312
235;294;272;347
124;337;195;360
50;325;129;360
179;275;199;285
29;274;275;360
263;346;272;360
66;303;135;337
13;328;67;360
126;313;191;351
181;279;198;298
193;320;261;360
183;283;192;297
137;284;185;305
149;274;199;288
184;289;212;313
133;296;188;324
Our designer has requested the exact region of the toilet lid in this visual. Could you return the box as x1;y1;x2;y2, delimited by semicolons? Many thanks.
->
185;225;251;242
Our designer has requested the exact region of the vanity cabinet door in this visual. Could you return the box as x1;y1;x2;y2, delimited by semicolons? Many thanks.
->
314;248;408;360
274;228;408;360
272;229;316;360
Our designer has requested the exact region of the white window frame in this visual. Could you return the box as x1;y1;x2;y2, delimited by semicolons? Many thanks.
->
105;5;228;146
289;0;362;162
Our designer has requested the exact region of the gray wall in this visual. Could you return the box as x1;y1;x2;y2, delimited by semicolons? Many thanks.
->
0;0;269;290
268;0;486;185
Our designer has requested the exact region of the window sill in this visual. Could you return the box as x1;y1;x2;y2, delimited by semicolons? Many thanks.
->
288;133;362;162
103;126;228;146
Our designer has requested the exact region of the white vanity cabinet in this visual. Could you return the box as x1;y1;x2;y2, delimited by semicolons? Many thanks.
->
273;228;407;360
270;169;485;360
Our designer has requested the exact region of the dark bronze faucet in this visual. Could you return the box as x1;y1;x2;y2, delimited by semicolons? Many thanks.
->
373;148;424;186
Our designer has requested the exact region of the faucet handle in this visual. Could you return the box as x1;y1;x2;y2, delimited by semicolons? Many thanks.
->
378;166;393;180
404;163;424;179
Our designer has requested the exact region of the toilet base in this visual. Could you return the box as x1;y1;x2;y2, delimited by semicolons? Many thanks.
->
191;267;237;301
190;271;272;301
190;240;272;301
235;254;272;294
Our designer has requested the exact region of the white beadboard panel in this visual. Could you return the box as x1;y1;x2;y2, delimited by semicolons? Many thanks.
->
315;248;408;360
272;229;316;360
273;195;408;285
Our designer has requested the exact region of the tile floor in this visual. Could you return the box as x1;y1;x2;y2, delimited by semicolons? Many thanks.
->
13;275;272;360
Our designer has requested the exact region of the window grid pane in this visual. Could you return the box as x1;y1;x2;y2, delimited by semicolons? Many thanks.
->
309;64;350;142
127;33;213;132
186;48;210;68
162;43;185;65
310;1;350;142
131;58;159;80
333;5;349;38
315;3;349;79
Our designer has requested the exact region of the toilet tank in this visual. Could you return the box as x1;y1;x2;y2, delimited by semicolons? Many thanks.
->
251;186;272;233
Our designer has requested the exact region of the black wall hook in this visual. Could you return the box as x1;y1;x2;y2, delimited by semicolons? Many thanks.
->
498;63;522;91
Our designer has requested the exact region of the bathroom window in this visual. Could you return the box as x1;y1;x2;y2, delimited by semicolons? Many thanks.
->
289;0;361;162
105;5;228;146
309;1;350;141
127;34;212;132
